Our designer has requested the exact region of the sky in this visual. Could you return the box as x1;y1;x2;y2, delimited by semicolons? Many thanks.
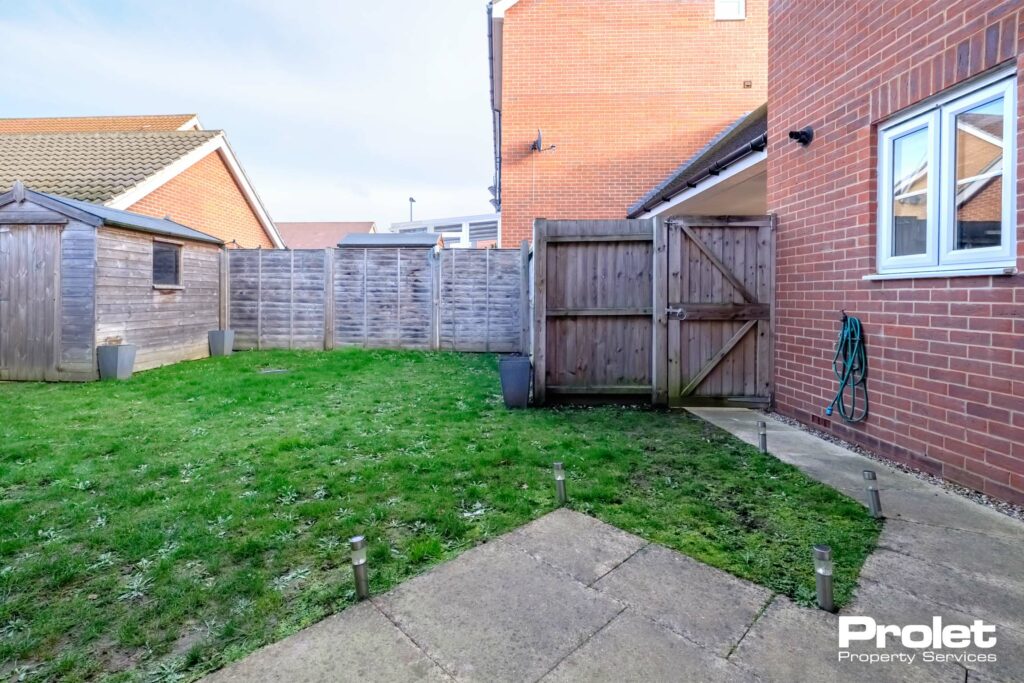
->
0;0;496;227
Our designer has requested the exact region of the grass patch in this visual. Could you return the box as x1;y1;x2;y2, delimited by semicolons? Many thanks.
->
0;349;880;681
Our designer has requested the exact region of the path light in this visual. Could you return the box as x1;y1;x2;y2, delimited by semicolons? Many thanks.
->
553;462;567;506
813;544;835;612
757;421;767;453
350;535;370;601
863;470;883;519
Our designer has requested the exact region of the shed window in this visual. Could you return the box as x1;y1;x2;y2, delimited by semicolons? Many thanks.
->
876;70;1016;276
714;0;745;20
153;241;182;286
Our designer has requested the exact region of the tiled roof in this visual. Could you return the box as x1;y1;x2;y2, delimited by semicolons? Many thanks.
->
276;221;377;249
0;131;220;203
0;114;197;133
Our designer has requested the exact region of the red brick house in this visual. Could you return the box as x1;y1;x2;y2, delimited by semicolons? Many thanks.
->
276;221;378;249
765;1;1024;503
636;2;1023;503
489;0;767;247
0;114;283;249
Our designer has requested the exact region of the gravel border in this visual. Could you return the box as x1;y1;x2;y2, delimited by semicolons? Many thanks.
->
764;411;1024;523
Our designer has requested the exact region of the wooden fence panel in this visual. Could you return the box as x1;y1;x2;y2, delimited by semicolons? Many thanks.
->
532;219;654;402
230;246;522;353
439;248;522;352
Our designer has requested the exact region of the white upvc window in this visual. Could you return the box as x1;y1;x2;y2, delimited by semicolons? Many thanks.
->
876;69;1017;276
714;0;745;21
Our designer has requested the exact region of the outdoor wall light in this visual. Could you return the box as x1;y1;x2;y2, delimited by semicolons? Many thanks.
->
350;535;370;601
863;470;883;519
788;126;814;146
553;462;567;505
813;544;835;612
757;421;767;453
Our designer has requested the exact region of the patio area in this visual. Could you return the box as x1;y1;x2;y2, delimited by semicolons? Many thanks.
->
204;411;1024;683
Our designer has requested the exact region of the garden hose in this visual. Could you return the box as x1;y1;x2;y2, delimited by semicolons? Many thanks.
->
826;312;868;423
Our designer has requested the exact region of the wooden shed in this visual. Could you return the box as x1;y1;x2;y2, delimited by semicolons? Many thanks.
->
0;182;225;381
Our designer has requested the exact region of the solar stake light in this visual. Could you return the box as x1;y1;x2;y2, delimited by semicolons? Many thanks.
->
350;535;370;601
863;470;883;518
553;462;567;505
757;421;767;453
813;544;835;613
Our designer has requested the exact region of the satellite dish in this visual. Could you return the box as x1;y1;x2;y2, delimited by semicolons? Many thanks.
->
531;129;543;152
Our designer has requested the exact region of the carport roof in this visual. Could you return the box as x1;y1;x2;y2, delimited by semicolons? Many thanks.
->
628;104;767;218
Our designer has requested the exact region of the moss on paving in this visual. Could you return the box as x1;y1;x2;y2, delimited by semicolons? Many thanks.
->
0;349;880;681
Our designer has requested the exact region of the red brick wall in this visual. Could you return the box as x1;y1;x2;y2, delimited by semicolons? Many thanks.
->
498;0;767;247
128;150;275;249
768;1;1024;502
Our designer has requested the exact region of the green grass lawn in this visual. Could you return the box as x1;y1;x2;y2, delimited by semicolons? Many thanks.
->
0;349;881;681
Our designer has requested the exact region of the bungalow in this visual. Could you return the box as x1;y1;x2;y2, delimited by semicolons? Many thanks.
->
633;1;1024;503
276;221;377;249
0;114;284;249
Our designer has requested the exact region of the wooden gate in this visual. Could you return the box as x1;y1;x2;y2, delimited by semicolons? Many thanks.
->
662;216;774;406
531;216;774;406
532;219;654;402
0;224;62;381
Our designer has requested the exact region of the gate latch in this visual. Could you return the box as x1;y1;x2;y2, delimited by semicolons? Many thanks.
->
666;306;687;320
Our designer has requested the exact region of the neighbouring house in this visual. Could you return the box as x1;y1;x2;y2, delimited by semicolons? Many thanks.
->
488;0;767;246
276;221;377;249
0;182;225;381
0;114;283;249
390;213;500;248
634;2;1023;503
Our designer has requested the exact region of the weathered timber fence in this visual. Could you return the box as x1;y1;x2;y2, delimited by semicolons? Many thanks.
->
228;245;528;353
532;217;774;406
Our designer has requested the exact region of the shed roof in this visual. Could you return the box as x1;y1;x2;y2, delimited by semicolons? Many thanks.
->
0;183;222;244
277;221;376;249
0;114;198;134
628;104;768;218
0;131;221;203
339;232;442;248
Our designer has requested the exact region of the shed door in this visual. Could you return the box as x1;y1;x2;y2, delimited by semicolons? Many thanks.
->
0;224;62;381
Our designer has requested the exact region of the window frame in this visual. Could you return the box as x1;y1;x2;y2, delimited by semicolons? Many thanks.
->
152;239;184;289
714;0;745;21
875;67;1017;277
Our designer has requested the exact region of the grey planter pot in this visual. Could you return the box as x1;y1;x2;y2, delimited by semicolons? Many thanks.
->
209;330;235;357
97;344;136;381
499;355;531;409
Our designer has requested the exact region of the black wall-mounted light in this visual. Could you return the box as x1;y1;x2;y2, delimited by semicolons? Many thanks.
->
788;126;814;146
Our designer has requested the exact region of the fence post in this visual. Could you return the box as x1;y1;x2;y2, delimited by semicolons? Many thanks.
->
219;246;230;331
430;249;440;350
289;250;295;350
396;249;403;348
519;240;529;355
323;248;335;350
652;217;668;406
257;249;263;350
532;219;547;404
485;248;491;353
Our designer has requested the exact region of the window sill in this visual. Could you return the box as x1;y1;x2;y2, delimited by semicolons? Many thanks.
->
153;284;184;291
863;266;1018;281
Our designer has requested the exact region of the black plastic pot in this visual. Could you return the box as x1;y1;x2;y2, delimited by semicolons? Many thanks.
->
97;344;136;381
499;355;531;409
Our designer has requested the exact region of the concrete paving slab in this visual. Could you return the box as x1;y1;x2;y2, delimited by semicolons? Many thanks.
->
858;548;1024;632
376;540;623;683
879;518;1023;579
593;543;772;656
203;602;452;683
503;508;647;586
730;596;962;683
849;580;1024;683
542;610;758;683
688;407;1024;541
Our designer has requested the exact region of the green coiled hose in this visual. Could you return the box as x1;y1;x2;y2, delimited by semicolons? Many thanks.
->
826;313;868;423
